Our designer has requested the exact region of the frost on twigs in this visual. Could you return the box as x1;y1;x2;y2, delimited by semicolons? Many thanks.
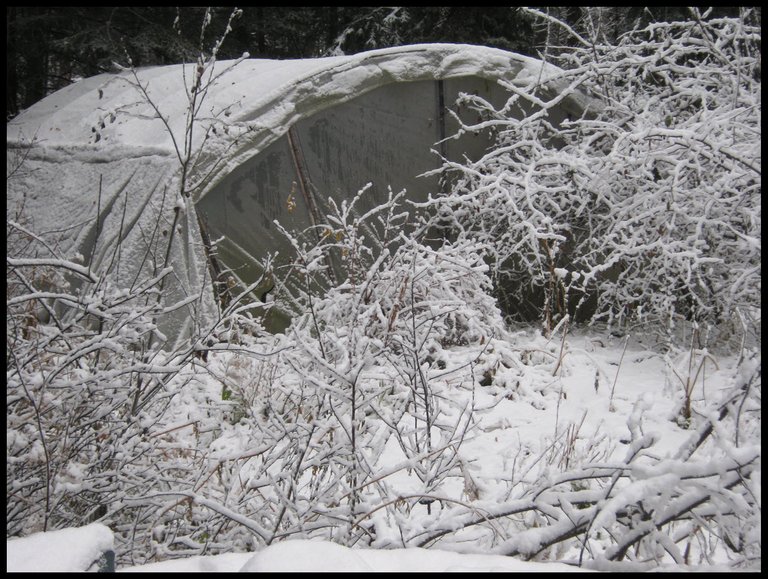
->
432;10;761;350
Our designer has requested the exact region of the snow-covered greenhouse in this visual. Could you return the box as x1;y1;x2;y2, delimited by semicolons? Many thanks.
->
7;44;594;343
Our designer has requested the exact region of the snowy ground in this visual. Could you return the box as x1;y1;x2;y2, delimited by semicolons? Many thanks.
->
7;327;753;572
7;528;588;572
119;540;590;572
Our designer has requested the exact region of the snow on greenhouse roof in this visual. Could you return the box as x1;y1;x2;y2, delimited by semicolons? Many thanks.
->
7;43;585;163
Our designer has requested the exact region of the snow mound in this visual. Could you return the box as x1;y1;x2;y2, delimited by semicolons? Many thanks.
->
238;540;374;572
236;539;590;573
6;523;114;572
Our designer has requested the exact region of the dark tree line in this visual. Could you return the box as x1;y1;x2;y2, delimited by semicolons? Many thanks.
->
6;6;750;120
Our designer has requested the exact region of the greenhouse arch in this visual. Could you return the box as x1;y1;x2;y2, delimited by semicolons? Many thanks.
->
7;44;595;343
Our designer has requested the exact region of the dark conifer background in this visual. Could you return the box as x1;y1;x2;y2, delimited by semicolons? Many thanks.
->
6;6;749;119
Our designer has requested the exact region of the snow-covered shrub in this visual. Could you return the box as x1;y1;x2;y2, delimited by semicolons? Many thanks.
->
273;185;506;347
267;186;507;540
147;186;517;551
6;169;271;565
433;10;761;346
6;220;173;536
404;350;761;570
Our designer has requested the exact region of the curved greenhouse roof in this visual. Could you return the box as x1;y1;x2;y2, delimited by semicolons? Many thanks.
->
7;43;596;343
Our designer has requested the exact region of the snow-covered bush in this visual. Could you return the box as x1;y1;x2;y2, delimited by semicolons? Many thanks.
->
182;186;513;546
433;9;761;346
5;198;276;562
404;349;761;570
6;217;169;534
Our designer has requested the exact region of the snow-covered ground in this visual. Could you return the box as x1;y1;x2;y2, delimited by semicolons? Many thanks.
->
7;529;588;572
7;329;755;572
120;539;590;573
